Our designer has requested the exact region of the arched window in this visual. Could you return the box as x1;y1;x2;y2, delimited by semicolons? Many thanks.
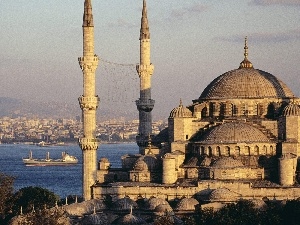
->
263;145;267;155
201;107;207;118
216;146;221;156
254;146;259;155
270;146;274;155
225;146;230;156
245;146;250;156
235;146;240;156
200;146;205;155
208;146;213;156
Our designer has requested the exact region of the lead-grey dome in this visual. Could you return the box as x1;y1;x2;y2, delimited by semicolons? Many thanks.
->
199;68;294;100
169;99;193;118
198;122;270;144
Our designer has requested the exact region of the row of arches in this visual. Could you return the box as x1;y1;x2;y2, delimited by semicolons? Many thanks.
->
194;145;276;157
199;102;278;118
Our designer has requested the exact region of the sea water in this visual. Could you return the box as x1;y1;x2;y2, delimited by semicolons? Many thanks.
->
0;143;138;198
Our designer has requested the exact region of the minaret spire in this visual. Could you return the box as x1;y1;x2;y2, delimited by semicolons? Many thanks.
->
239;36;253;69
78;0;100;200
83;0;94;27
136;0;155;153
140;0;150;40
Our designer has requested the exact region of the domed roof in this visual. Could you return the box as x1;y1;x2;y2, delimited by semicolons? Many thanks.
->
208;188;240;202
112;213;147;225
133;160;148;171
145;197;170;210
82;212;108;225
211;157;244;168
175;198;199;211
282;103;300;116
111;197;138;211
154;203;173;214
249;199;267;210
169;99;193;118
198;122;270;144
200;68;294;100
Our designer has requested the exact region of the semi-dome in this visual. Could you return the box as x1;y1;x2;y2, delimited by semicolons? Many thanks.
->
169;99;193;118
198;122;270;144
211;157;244;168
199;68;294;100
282;103;300;116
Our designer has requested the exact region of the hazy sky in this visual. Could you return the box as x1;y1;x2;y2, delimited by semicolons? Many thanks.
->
0;0;299;119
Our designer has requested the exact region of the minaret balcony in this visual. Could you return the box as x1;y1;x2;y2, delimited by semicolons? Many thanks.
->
78;96;100;110
136;64;154;76
79;137;99;151
78;56;99;72
136;99;155;112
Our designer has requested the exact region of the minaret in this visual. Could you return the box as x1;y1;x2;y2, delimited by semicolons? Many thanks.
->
136;0;155;153
78;0;100;200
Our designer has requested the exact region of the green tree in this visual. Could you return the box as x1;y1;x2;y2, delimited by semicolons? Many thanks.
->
11;186;59;215
0;173;15;223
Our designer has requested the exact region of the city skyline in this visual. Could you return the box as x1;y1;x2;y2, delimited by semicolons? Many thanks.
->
0;0;299;120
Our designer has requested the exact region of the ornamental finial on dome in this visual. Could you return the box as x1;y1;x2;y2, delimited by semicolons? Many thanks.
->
239;36;253;69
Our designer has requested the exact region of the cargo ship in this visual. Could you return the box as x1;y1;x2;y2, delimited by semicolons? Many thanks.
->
23;151;78;166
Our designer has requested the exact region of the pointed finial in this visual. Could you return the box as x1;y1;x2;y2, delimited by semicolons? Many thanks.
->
65;197;68;205
239;36;253;69
83;0;94;27
179;99;183;107
140;0;150;40
55;201;58;209
32;205;35;213
75;195;78;203
93;206;96;214
20;206;23;215
130;205;133;215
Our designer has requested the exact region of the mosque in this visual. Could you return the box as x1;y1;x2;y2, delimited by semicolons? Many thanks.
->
79;0;300;211
9;0;300;224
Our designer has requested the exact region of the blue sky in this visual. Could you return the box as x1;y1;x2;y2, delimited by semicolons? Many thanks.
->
0;0;299;119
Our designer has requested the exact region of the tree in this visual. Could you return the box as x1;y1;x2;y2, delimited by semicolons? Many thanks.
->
0;173;15;223
11;186;59;215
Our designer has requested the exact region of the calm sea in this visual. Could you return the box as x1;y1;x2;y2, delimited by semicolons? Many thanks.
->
0;143;138;198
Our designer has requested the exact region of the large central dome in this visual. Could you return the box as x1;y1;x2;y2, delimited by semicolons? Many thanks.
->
200;68;294;100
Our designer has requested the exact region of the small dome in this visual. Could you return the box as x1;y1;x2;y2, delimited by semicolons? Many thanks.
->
111;197;138;211
282;103;300;116
100;157;110;163
249;199;267;210
169;99;193;118
175;198;199;211
198;122;270;143
208;188;240;202
112;213;147;225
211;157;244;168
82;212;108;225
145;197;170;210
133;160;148;171
154;203;173;215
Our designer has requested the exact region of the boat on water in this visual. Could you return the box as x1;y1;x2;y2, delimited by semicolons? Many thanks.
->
23;151;78;166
